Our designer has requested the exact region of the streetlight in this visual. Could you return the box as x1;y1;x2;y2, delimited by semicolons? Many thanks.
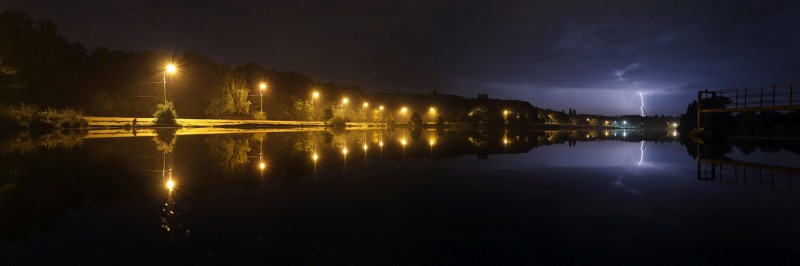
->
363;102;369;121
259;82;267;113
165;178;175;192
163;64;177;103
342;97;349;117
311;91;320;120
400;107;408;114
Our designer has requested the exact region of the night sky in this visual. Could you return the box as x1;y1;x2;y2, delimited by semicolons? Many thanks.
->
4;0;800;115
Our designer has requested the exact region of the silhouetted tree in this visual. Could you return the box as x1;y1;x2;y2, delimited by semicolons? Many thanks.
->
410;112;422;126
322;106;333;121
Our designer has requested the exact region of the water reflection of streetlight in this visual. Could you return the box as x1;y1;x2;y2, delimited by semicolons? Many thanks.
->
312;152;319;175
378;137;384;158
400;137;407;158
341;146;348;173
428;137;436;159
258;138;266;175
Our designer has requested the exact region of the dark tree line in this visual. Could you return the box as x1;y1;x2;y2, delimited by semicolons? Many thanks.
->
2;10;686;127
0;10;372;120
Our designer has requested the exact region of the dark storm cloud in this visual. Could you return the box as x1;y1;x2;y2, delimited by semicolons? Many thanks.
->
4;0;800;115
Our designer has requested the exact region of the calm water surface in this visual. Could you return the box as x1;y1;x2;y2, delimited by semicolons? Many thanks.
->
1;129;798;264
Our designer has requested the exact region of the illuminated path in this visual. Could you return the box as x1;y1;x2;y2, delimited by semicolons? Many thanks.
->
83;116;386;128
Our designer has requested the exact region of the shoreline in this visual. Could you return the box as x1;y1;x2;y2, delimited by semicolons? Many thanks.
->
82;116;637;130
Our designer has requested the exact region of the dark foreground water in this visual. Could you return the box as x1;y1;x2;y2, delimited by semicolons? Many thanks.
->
1;129;799;264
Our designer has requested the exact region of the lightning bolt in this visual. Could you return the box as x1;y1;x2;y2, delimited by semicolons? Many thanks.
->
638;91;646;117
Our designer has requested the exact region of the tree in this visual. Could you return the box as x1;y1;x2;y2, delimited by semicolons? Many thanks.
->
322;106;333;121
205;70;251;117
410;112;422;126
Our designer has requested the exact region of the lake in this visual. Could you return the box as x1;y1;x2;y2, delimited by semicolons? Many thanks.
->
1;128;799;264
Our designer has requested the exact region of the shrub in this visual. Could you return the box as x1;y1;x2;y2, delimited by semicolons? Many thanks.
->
0;104;37;129
38;108;88;129
252;111;267;120
153;101;178;127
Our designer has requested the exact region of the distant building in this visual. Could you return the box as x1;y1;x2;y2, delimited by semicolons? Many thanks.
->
477;93;489;100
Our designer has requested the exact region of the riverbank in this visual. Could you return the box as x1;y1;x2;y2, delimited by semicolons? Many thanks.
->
83;116;385;129
83;116;636;130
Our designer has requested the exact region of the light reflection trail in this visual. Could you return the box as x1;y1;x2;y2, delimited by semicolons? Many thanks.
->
638;140;646;166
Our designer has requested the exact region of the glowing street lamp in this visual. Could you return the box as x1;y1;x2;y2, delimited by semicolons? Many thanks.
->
400;107;408;114
342;97;349;117
259;83;267;113
310;91;320;120
362;102;370;121
163;64;177;103
379;105;384;111
165;178;175;192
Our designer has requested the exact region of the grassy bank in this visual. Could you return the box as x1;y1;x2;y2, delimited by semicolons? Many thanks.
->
0;104;88;130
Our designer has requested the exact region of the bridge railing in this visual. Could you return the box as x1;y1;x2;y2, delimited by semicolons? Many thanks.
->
699;84;800;112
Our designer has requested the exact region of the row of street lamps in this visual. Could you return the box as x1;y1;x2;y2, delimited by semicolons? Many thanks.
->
161;63;513;121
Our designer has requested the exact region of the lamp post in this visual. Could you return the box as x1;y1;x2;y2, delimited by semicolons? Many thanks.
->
259;83;267;113
163;64;177;103
363;102;369;121
342;97;349;117
311;91;320;120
